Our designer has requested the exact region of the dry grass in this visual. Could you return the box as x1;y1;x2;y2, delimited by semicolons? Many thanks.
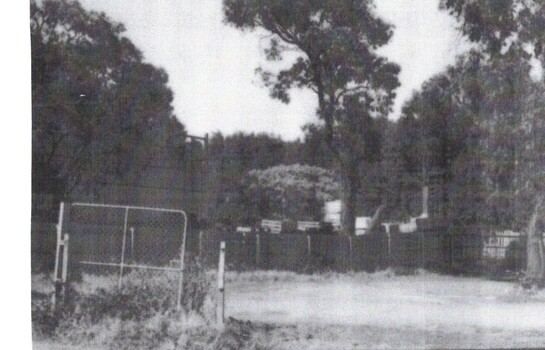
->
32;268;545;349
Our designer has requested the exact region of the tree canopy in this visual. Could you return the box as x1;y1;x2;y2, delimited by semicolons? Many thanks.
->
440;0;545;63
441;0;545;285
224;0;399;144
31;0;186;205
223;0;400;233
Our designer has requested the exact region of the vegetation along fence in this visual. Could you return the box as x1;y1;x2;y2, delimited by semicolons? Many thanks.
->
50;202;188;310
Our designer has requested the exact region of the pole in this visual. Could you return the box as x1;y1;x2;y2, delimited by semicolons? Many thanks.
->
199;231;203;257
420;231;424;269
53;202;64;283
118;207;129;290
387;230;392;268
256;233;261;270
60;233;69;301
306;234;312;271
217;241;226;327
176;211;188;311
348;236;353;270
130;227;135;263
450;233;455;270
307;234;311;260
52;202;65;310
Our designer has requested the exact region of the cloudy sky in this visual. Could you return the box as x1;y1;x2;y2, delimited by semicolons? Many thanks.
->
77;0;469;141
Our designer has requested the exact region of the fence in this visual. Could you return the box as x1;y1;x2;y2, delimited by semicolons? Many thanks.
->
53;202;188;309
33;204;526;277
199;220;486;273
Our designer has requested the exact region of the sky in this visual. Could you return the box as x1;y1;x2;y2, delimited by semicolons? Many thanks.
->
76;0;469;141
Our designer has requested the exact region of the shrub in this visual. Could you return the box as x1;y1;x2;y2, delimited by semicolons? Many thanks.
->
32;259;216;345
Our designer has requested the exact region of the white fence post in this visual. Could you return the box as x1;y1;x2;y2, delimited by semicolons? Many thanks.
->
52;202;65;310
118;207;129;290
217;241;226;327
60;233;69;301
177;211;188;311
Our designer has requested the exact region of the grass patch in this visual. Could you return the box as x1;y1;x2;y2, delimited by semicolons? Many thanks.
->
32;260;219;348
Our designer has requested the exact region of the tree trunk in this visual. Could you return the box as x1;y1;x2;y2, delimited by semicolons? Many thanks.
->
340;160;359;235
367;205;385;234
340;181;356;235
523;196;545;288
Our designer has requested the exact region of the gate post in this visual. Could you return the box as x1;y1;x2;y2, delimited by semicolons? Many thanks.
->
176;211;188;311
52;202;64;310
53;203;70;309
217;241;226;327
60;233;69;299
118;207;129;290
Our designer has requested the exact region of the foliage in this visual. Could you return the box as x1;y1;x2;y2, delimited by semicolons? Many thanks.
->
439;0;545;287
203;132;302;225
223;0;400;233
246;164;340;221
396;52;489;228
439;1;545;227
440;0;545;63
32;268;281;350
32;263;215;343
31;0;186;205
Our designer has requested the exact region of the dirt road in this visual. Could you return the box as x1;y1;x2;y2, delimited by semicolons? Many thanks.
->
225;272;545;348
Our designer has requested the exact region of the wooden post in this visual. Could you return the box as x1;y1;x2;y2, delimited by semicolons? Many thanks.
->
217;241;226;327
177;211;188;311
348;236;353;270
307;234;312;260
52;202;65;310
387;231;392;267
60;233;69;300
118;207;129;290
198;230;203;257
242;232;246;268
450;233;455;270
130;227;135;263
255;233;261;270
53;202;64;284
420;231;424;269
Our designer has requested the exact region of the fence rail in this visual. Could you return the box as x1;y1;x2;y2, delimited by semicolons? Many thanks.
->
198;224;491;273
33;212;531;276
49;202;188;310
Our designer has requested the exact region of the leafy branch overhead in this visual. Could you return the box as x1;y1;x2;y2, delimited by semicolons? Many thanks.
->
441;0;545;63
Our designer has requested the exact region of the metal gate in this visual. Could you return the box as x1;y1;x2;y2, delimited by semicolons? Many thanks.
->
53;202;188;310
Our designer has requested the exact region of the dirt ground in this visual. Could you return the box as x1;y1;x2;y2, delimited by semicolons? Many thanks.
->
32;270;545;349
224;270;545;349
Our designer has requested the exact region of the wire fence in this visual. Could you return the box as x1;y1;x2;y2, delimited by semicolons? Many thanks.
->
48;202;188;309
31;201;531;279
